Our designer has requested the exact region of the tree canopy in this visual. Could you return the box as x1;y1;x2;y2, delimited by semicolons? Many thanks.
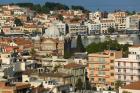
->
30;48;36;58
71;5;90;13
108;27;115;34
115;80;124;92
14;2;69;14
14;18;23;26
86;40;130;57
13;2;89;14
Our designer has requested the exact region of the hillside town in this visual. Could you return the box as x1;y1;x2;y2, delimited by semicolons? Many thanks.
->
0;2;140;93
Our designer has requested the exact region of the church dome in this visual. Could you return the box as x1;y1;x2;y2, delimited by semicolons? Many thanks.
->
43;25;60;38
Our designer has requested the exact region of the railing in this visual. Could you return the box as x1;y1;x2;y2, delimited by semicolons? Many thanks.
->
133;66;140;69
115;72;140;75
115;66;133;69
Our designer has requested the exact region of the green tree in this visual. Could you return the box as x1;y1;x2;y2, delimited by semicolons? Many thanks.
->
76;35;85;52
86;40;130;57
30;48;36;58
85;77;92;90
13;2;69;14
71;5;90;13
32;4;42;13
108;27;115;34
15;3;34;8
122;91;132;93
14;18;23;26
115;80;123;93
64;50;72;59
52;65;61;73
64;39;72;58
71;5;85;10
57;14;64;21
75;78;83;90
44;2;69;11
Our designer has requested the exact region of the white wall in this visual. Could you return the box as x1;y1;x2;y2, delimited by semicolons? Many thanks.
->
120;89;140;93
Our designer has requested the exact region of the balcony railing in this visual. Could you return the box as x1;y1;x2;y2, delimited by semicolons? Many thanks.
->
115;66;140;70
115;72;140;75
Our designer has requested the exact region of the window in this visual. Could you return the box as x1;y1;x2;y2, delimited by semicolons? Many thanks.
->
137;55;140;59
110;66;114;70
98;78;106;82
124;76;126;80
118;63;120;66
124;69;126;73
110;53;114;56
98;58;105;63
118;75;121;79
124;62;126;66
91;78;94;81
118;69;121;72
110;73;114;76
131;76;133;80
111;82;114;86
99;65;105;69
99;71;105;75
110;60;114;63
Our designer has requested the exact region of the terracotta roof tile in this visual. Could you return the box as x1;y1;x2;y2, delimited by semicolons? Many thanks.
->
64;63;86;69
122;81;140;90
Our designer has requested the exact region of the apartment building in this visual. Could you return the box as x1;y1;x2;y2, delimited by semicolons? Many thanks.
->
85;22;101;35
100;18;116;34
113;11;127;31
68;23;88;35
88;50;122;88
126;14;140;31
55;21;66;35
115;45;140;85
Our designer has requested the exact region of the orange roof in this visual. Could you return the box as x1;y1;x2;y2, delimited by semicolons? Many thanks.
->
13;38;33;48
0;81;30;90
0;38;12;43
122;81;140;90
64;63;86;69
15;82;31;90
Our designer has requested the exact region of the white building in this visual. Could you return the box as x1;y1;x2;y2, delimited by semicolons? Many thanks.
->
68;23;88;35
113;11;127;31
89;12;101;23
0;53;11;64
55;21;66;35
44;24;60;38
85;22;101;34
100;18;116;34
13;9;25;16
126;14;140;31
41;56;68;68
115;45;140;85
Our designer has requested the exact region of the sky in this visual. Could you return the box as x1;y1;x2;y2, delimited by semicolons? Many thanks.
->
1;0;140;11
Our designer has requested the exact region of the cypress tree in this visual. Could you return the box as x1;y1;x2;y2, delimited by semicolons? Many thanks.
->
76;35;85;52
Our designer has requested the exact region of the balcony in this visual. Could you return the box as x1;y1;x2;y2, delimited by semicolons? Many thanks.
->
115;72;140;75
89;61;107;64
115;66;133;69
133;66;140;69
